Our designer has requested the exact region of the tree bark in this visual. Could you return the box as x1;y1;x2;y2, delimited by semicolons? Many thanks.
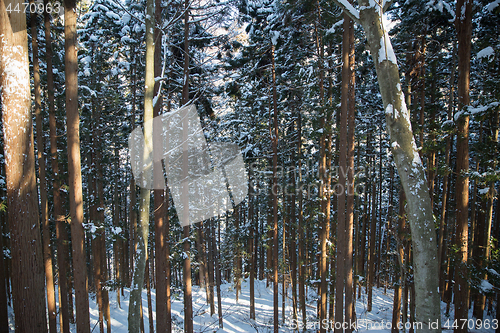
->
290;117;298;322
128;0;154;329
0;210;7;333
438;44;456;297
270;42;279;333
153;0;170;327
249;170;255;320
234;207;241;302
181;1;193;331
335;12;350;330
472;109;499;321
30;5;57;331
207;219;215;316
49;78;70;332
314;5;330;329
215;216;223;328
63;0;91;330
367;180;376;312
345;16;356;331
146;257;154;333
113;149;121;309
129;54;138;287
297;110;306;326
454;0;472;331
0;2;48;330
96;97;111;333
392;190;406;333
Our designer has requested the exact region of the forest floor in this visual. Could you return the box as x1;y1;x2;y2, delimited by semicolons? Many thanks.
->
7;278;498;332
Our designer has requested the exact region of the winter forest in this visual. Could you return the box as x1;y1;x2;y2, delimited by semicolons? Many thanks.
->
0;0;499;332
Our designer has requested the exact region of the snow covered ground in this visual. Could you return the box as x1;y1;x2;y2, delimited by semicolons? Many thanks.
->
7;279;498;332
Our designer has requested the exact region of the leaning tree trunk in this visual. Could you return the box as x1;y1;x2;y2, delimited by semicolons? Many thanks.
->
0;1;48;331
332;1;440;331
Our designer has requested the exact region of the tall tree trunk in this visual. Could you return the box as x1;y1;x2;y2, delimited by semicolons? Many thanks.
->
290;118;298;322
367;180;376;312
93;221;104;333
331;1;441;329
249;171;255;320
153;0;170;327
282;190;287;324
392;190;406;333
402;236;409;325
427;62;436;211
439;44;456;298
149;243;155;289
128;0;154;329
113;149;121;309
63;0;91;330
215;216;223;328
267;178;273;287
234;207;241;302
345;17;356;331
271;41;279;333
207;219;215;316
385;164;395;294
315;4;330;329
358;191;368;297
472;110;499;321
335;12;350;330
418;34;426;150
30;5;57;332
259;194;265;281
129;53;138;286
181;1;193;331
454;0;472;331
48;68;70;332
165;189;172;329
297;110;306;326
197;222;209;301
0;2;48;330
96;103;111;333
0;210;7;333
377;128;383;289
146;257;154;333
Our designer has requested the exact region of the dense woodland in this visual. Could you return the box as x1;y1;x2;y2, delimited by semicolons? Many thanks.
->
0;0;499;332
